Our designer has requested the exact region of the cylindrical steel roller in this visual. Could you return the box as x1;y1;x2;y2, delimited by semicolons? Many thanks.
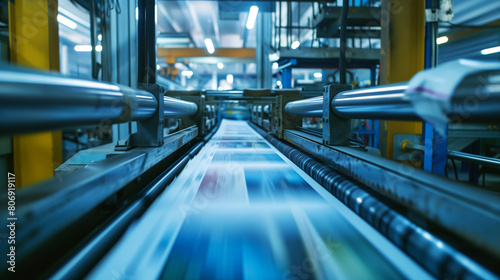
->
0;65;157;134
163;96;198;117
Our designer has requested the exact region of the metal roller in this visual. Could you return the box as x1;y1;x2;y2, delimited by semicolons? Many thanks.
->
263;105;270;115
0;65;157;133
284;96;324;117
0;65;201;134
284;60;500;123
284;83;417;120
285;83;419;120
163;96;198;117
331;83;419;120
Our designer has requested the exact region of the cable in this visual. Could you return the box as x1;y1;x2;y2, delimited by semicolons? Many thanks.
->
482;168;486;187
451;158;459;180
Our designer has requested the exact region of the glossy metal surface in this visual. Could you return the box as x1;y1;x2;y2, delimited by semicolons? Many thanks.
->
263;105;270;115
331;83;420;120
286;68;500;122
88;120;430;279
285;83;419;120
284;96;323;117
164;96;198;117
0;65;201;134
0;65;157;133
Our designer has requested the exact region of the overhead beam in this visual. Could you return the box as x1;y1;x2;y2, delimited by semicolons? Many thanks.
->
158;47;256;64
280;47;380;60
446;18;500;41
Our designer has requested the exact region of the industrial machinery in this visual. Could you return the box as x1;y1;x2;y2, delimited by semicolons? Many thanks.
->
1;0;500;279
1;58;500;279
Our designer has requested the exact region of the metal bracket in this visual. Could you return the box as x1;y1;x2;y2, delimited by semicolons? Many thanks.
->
425;0;453;22
323;84;352;146
273;90;303;139
116;83;164;150
166;90;206;135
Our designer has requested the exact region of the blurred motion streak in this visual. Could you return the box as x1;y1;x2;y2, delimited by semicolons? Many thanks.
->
88;120;430;280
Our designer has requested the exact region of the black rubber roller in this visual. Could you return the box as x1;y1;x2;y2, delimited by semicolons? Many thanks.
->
249;122;495;280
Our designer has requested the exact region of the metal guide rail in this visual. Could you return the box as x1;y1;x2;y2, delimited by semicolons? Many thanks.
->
87;120;432;279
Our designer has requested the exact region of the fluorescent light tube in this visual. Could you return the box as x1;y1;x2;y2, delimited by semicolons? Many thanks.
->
57;14;77;29
205;38;215;54
246;6;259;30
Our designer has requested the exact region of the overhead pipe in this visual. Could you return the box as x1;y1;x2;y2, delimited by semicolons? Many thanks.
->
339;0;349;84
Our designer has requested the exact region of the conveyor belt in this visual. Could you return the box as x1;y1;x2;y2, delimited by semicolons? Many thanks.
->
87;120;431;279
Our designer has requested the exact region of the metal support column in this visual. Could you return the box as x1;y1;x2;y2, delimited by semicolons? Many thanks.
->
423;123;448;175
422;0;450;175
373;120;380;149
8;0;61;187
370;65;377;86
282;66;292;89
256;11;272;88
465;140;481;184
137;0;157;85
124;0;164;148
112;0;139;142
90;0;98;79
379;0;425;159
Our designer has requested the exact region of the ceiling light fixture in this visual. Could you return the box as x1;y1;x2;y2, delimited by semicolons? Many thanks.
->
436;36;448;45
204;38;215;54
181;70;193;78
291;41;300;50
269;53;280;61
217;62;224;69
481;46;500;55
74;45;92;52
314;72;323;78
246;5;259;30
57;14;77;29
